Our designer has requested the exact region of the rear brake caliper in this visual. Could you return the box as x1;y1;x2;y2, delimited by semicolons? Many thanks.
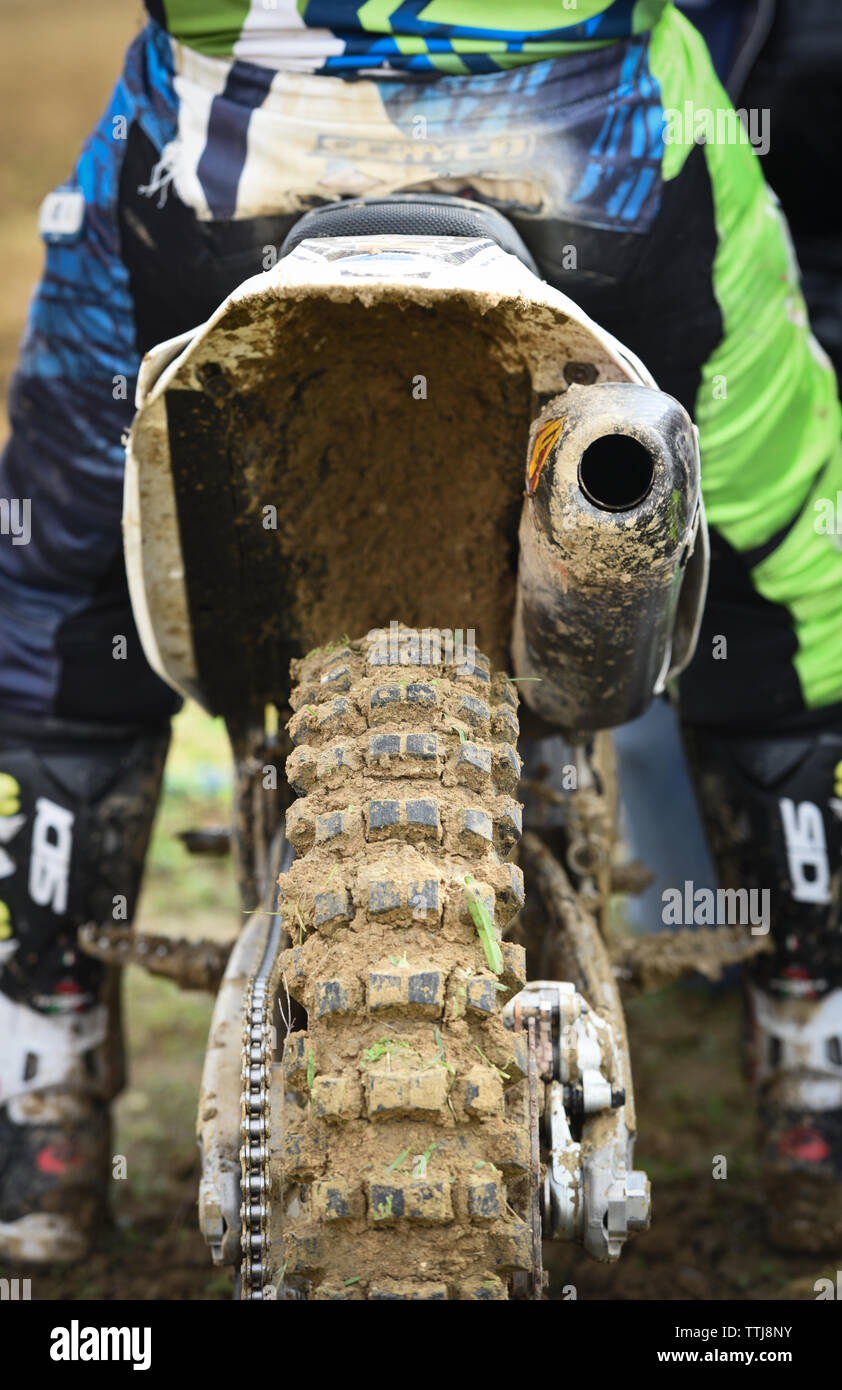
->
505;980;651;1260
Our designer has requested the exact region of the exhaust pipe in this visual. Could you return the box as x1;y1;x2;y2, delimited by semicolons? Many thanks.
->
512;382;704;734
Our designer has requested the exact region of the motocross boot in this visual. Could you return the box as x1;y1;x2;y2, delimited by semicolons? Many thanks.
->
683;722;842;1252
0;713;168;1263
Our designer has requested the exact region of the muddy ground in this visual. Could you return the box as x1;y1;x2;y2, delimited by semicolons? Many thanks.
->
2;705;832;1303
0;1;835;1303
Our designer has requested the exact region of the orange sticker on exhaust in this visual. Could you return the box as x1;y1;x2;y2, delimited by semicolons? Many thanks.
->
527;417;565;493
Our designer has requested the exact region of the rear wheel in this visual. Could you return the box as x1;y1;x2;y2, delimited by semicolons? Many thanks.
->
272;632;533;1300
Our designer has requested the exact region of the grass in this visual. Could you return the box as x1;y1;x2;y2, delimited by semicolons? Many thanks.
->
141;703;236;927
373;1195;394;1221
360;1039;410;1066
472;1044;510;1081
384;1149;409;1173
463;875;503;974
412;1143;436;1179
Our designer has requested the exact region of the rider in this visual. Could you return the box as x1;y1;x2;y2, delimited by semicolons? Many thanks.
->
1;0;841;1263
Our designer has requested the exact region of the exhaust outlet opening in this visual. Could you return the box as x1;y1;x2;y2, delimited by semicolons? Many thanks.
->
578;433;656;513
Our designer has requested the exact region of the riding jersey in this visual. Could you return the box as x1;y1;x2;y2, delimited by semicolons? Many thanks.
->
143;0;669;73
4;2;842;735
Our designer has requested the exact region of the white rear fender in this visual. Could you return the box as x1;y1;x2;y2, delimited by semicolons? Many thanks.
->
126;234;650;710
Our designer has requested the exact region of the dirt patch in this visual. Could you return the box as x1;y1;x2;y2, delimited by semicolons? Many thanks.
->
260;299;533;669
614;923;772;994
166;297;536;716
270;298;532;667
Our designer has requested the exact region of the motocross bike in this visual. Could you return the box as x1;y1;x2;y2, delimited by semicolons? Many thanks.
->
86;192;736;1300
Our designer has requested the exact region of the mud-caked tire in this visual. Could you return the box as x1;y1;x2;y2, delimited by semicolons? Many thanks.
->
273;633;532;1300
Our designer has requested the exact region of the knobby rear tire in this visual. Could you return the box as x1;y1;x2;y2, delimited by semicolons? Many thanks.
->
272;633;533;1300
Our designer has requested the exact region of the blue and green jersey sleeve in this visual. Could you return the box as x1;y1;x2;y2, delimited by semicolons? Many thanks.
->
145;0;669;73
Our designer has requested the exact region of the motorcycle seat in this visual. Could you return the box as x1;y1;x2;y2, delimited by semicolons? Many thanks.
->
280;192;539;274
